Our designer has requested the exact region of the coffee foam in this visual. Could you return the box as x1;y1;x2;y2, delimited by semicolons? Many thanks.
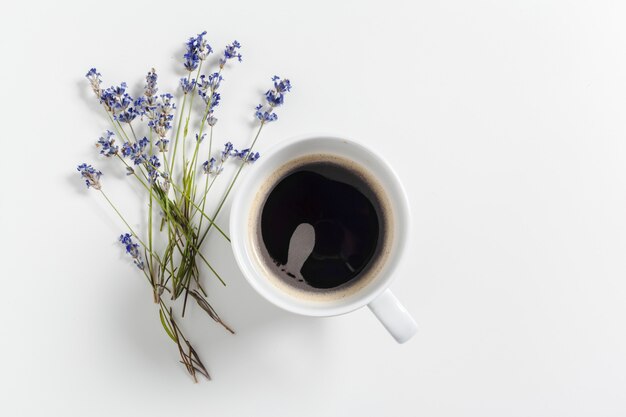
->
249;153;394;303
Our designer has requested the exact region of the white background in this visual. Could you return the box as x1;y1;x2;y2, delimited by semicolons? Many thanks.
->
1;0;626;415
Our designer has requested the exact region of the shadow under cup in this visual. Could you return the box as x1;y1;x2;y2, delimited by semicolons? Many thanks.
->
230;137;410;317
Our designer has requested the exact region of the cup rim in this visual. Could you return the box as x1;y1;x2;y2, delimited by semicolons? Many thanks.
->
229;133;411;317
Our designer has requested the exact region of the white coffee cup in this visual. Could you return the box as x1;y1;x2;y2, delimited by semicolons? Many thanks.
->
230;135;417;343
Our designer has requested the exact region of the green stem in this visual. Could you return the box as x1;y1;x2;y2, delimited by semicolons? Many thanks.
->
183;66;222;215
158;153;178;288
197;251;225;286
176;233;225;289
116;120;132;142
184;104;211;207
129;122;138;141
198;122;264;247
209;123;213;167
193;173;217;225
98;190;145;248
104;111;124;140
167;180;230;241
114;155;192;271
195;126;216;231
97;190;184;279
169;73;191;176
148;130;154;288
182;63;204;164
187;67;221;184
115;155;150;192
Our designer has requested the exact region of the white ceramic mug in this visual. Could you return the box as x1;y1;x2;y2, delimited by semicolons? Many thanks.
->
230;135;417;343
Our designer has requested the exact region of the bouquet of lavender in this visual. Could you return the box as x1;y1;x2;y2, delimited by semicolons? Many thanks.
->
77;32;291;381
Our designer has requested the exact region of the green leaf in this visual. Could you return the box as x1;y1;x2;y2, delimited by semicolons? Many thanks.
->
159;310;177;342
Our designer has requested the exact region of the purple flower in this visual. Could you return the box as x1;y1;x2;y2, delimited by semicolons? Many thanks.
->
96;130;118;157
201;141;259;176
265;75;291;106
119;233;144;270
180;77;196;94
255;104;278;123
184;31;211;72
77;163;102;190
86;68;102;97
202;157;219;175
145;68;158;97
133;96;147;115
202;142;236;176
137;69;159;119
121;138;149;165
148;94;176;139
255;75;291;123
221;142;234;162
273;75;291;93
197;73;223;124
155;139;169;152
235;148;260;163
147;155;161;183
99;82;137;121
265;90;284;107
247;152;260;162
219;40;242;68
116;107;139;123
197;73;222;104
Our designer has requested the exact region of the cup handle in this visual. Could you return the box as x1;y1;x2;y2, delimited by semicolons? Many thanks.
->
367;289;417;343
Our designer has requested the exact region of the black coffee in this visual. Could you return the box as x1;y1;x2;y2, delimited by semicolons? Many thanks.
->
260;158;384;290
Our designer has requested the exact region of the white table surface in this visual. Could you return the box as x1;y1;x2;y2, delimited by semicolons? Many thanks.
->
2;0;626;415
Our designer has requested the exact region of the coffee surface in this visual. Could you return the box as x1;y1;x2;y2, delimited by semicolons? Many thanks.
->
260;161;380;289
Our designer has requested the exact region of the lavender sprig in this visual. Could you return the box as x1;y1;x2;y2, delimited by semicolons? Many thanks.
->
255;75;291;123
96;131;119;157
149;93;176;143
220;40;242;68
119;233;145;270
184;31;211;72
86;68;102;97
139;69;159;120
77;163;102;190
202;142;260;176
